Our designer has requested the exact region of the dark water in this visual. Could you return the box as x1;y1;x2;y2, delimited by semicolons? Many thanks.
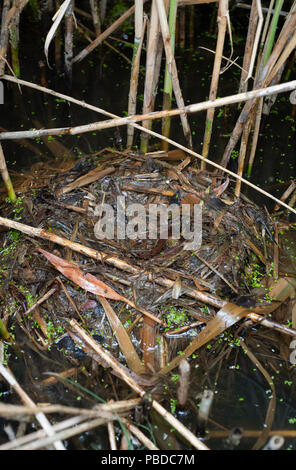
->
1;1;296;450
2;2;295;205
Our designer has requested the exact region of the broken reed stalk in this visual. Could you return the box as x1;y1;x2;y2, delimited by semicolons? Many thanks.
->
0;0;13;74
2;74;296;214
201;0;228;166
54;0;63;70
0;416;97;450
0;398;142;420
247;96;263;177
15;417;110;450
0;1;17;200
161;0;178;151
177;359;190;407
0;143;16;201
140;0;161;153
69;319;210;450
235;108;254;197
245;0;263;83
156;0;192;149
89;0;101;36
238;0;259;93
9;2;25;78
0;364;65;450
2;81;295;140
262;0;284;69
107;419;117;450
127;0;145;148
72;2;142;63
266;28;296;86
179;5;186;47
120;417;159;450
64;0;74;82
244;0;274;176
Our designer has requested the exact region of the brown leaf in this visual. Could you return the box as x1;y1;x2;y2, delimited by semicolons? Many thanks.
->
98;296;146;375
39;248;165;326
212;177;230;196
38;248;122;300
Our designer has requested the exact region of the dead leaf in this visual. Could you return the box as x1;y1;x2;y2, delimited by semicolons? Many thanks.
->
98;296;146;375
44;0;72;67
38;248;122;300
213;177;230;197
38;248;164;325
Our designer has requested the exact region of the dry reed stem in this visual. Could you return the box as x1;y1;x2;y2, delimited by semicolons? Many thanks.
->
0;142;16;201
208;429;296;438
202;0;228;164
0;401;137;418
238;0;259;92
0;364;65;450
70;319;210;450
161;0;178;151
140;0;162;152
127;8;146;147
120;417;159;450
156;0;192;148
1;81;295;140
72;3;145;63
0;415;88;450
0;0;12;74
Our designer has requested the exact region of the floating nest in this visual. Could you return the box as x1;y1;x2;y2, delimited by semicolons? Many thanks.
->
0;148;296;450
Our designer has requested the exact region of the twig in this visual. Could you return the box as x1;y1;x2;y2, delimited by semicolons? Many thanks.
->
16;417;110;450
156;0;192;148
121;417;159;450
70;319;210;450
22;286;57;317
72;3;147;63
195;253;238;294
0;364;65;450
202;0;228;164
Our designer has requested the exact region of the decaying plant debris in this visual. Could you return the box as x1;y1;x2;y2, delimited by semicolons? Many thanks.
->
0;149;295;450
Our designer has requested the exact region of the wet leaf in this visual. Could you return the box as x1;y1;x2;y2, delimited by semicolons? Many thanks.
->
38;248;164;326
44;0;72;67
38;248;122;300
98;296;146;375
213;177;230;196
